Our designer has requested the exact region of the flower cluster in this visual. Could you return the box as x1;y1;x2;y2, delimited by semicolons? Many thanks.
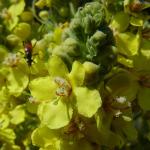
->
0;0;150;150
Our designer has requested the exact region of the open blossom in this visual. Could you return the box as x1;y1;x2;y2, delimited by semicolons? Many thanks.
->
29;55;102;129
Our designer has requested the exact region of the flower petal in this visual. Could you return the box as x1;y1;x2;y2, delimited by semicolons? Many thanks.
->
29;76;57;101
31;126;60;148
68;61;85;87
38;99;73;129
74;87;101;117
47;55;69;77
7;67;29;97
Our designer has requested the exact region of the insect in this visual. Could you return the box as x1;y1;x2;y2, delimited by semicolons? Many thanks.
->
23;41;36;66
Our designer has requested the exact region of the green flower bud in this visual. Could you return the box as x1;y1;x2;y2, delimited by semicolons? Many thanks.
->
90;31;106;44
83;61;100;85
64;38;79;54
21;11;33;22
6;34;20;46
34;39;47;52
59;7;69;17
86;31;107;59
13;22;31;40
83;15;95;34
83;61;99;75
39;10;49;21
70;18;81;30
35;0;46;9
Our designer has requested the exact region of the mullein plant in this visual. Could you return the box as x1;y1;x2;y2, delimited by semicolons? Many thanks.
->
30;1;135;149
0;0;150;150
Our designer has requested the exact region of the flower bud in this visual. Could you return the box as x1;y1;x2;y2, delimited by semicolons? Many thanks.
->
13;23;31;40
83;61;99;75
91;31;106;44
6;34;20;46
21;11;33;22
83;15;94;34
35;0;46;9
59;7;69;17
39;10;49;21
83;61;100;85
70;18;81;30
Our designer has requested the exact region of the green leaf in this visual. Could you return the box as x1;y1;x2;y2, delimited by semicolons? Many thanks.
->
111;12;130;32
68;61;85;87
7;67;29;97
29;76;57;101
116;32;141;56
9;105;26;125
74;87;101;117
138;87;150;111
47;55;69;78
38;99;73;129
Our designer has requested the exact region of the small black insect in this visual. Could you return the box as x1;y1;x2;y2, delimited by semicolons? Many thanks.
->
23;41;36;66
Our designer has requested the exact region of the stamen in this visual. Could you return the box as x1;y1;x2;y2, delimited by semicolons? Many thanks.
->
54;77;72;97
